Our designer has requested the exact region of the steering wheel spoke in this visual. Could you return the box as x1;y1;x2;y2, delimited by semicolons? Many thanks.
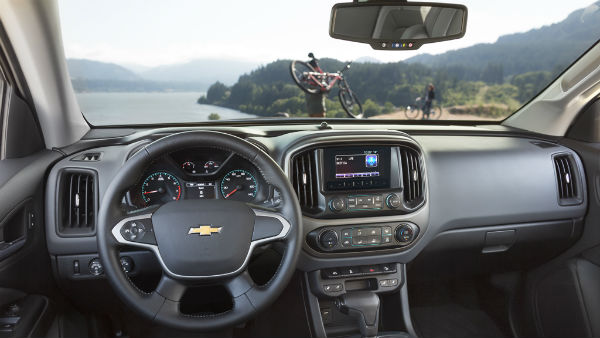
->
251;209;291;245
155;274;188;302
224;270;256;298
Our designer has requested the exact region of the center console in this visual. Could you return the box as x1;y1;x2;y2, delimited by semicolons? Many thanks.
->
286;133;428;338
289;139;427;256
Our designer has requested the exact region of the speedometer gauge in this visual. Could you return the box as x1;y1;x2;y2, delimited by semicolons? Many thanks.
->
141;171;181;204
220;170;258;201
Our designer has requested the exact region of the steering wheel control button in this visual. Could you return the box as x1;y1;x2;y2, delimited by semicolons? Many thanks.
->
329;197;346;212
88;258;104;276
319;230;339;249
120;256;134;273
386;193;402;209
121;220;146;241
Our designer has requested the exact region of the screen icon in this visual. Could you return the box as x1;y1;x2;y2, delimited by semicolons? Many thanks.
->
365;154;378;168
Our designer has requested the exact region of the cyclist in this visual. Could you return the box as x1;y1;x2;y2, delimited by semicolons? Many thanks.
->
422;83;435;119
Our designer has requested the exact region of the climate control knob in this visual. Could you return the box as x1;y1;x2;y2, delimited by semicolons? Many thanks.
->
386;193;402;209
395;223;418;244
329;197;346;212
319;230;339;249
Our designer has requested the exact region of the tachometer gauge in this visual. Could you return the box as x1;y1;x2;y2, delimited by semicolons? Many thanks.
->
141;171;181;204
220;169;258;201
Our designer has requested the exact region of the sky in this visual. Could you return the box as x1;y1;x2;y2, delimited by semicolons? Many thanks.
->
58;0;596;68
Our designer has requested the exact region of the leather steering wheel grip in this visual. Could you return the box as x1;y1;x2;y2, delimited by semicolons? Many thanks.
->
96;131;302;331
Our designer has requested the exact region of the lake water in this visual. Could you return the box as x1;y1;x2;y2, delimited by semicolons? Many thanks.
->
76;92;255;125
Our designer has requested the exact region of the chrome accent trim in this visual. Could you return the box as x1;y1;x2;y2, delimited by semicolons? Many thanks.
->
111;209;291;280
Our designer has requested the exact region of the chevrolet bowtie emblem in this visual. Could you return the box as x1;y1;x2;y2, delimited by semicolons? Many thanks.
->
188;225;222;236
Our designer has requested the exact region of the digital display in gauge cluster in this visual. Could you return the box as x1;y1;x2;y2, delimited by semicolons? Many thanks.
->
185;182;216;199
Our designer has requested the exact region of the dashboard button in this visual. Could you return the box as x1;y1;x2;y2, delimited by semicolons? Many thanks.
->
386;193;402;209
319;230;339;249
382;236;392;243
341;229;352;237
396;224;415;243
329;198;346;212
362;265;381;274
342;267;359;275
382;227;392;235
381;264;396;273
367;236;381;244
366;228;382;236
342;239;352;247
323;268;341;279
352;237;367;245
89;258;103;276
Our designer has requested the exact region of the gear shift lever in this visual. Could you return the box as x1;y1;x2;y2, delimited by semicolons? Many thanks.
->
336;292;380;338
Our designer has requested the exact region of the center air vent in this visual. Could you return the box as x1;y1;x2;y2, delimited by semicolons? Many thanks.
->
291;150;319;211
400;147;425;209
57;170;97;236
553;154;582;205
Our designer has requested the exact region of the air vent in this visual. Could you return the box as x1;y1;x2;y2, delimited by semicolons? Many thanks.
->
291;150;319;211
71;152;102;162
58;170;97;236
553;154;581;205
400;147;425;208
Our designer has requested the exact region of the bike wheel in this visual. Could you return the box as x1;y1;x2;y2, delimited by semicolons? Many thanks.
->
404;106;419;119
338;89;363;118
430;106;442;120
290;60;321;94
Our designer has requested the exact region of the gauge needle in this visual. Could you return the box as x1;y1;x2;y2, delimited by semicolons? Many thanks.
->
225;188;239;198
143;190;159;195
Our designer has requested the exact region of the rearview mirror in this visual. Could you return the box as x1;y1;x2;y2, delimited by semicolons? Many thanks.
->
330;2;467;50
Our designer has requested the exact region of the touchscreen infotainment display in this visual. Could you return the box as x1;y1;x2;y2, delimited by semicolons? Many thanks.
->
335;153;380;179
323;146;391;190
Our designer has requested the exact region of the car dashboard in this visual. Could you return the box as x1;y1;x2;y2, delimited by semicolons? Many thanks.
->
42;123;588;337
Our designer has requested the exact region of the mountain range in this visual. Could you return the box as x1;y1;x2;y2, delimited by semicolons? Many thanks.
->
67;2;600;92
406;1;600;76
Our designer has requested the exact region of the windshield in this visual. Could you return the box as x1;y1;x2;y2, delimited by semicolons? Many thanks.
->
58;0;600;125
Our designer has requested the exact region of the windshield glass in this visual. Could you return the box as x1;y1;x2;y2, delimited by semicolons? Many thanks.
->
58;0;600;125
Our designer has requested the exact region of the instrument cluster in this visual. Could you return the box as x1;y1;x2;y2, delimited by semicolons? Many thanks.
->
125;147;281;209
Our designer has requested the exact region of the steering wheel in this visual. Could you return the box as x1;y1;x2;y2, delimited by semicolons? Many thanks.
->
96;131;302;331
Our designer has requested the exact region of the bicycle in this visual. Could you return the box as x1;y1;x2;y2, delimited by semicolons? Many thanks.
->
404;96;442;120
290;53;363;118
